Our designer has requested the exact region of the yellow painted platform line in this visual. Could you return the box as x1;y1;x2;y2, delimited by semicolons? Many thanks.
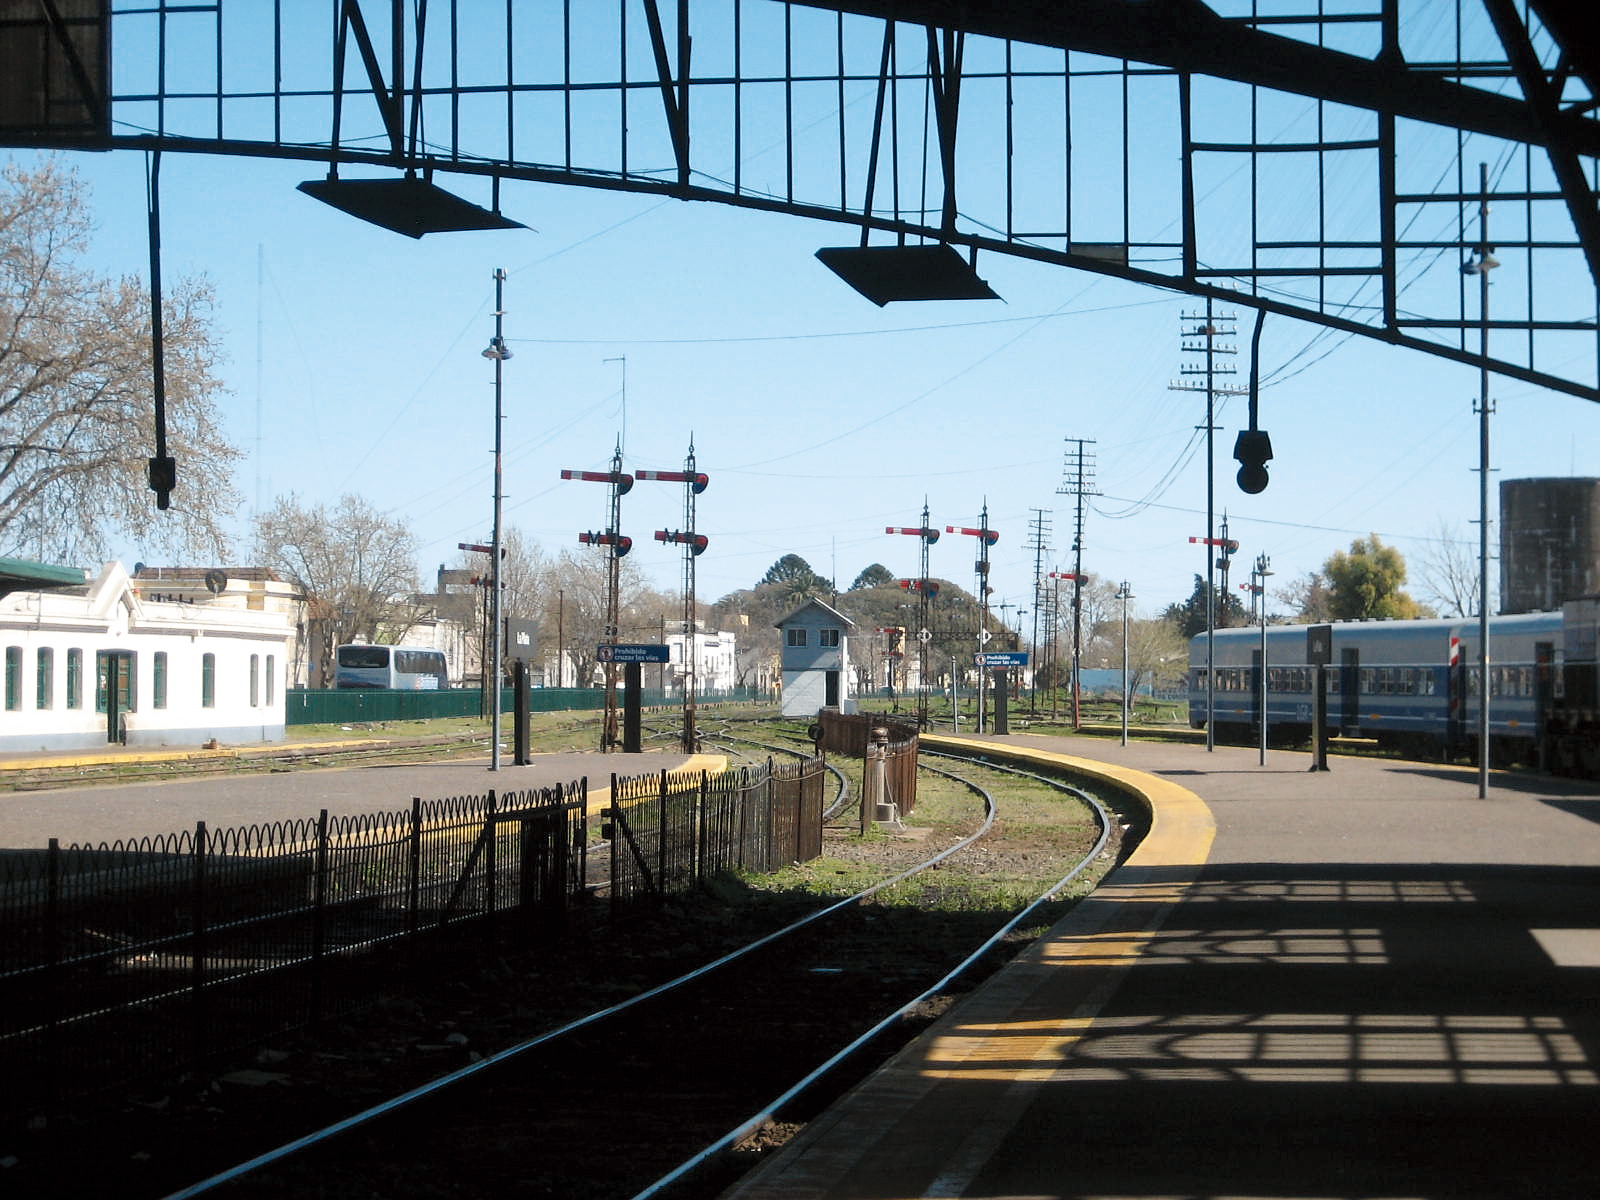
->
581;753;729;817
722;734;1215;1200
0;739;392;773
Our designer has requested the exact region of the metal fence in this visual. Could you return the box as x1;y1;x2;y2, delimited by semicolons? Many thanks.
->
606;757;826;913
0;783;586;1113
814;710;920;819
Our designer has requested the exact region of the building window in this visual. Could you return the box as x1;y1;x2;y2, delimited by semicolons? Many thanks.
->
67;649;82;708
153;652;168;709
250;655;260;706
819;629;840;647
36;648;54;710
266;655;276;706
5;647;20;710
785;628;808;648
202;653;216;708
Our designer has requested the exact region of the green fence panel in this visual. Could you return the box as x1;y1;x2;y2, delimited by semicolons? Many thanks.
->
284;687;756;726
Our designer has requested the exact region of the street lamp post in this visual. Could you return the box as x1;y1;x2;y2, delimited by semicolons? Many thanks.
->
1463;162;1497;800
482;268;511;771
1254;554;1272;765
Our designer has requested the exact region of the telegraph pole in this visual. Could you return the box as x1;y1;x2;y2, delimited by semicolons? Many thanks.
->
1056;439;1097;729
1172;301;1246;750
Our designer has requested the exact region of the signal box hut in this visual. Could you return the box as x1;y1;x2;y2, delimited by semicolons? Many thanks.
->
775;598;856;717
2;560;293;752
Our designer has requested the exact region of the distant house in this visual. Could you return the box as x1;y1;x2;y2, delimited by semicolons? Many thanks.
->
664;627;741;696
2;560;293;751
774;598;856;717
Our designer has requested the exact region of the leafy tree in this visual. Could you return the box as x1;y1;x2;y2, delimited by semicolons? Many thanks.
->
1161;574;1248;640
254;494;420;684
1323;534;1432;620
850;563;894;590
761;553;829;604
0;157;240;562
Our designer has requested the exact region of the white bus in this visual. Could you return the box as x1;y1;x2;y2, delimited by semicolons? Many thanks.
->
333;644;450;690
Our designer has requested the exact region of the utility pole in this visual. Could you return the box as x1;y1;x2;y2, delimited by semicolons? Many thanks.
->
1026;509;1051;713
1463;162;1498;799
1056;439;1097;729
1172;301;1246;751
481;268;511;771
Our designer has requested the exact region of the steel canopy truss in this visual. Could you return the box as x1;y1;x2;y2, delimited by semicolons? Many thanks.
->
4;0;1597;399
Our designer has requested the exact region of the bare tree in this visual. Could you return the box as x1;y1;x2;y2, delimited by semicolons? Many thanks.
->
453;526;552;683
545;546;656;688
254;494;420;685
0;157;240;562
1413;517;1482;617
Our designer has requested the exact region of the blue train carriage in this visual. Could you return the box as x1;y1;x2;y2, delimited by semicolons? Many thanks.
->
1188;611;1562;764
1545;597;1600;775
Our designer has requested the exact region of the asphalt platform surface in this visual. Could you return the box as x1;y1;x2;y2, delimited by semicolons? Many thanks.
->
724;732;1600;1200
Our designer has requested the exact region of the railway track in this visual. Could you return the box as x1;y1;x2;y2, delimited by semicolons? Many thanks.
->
145;735;1131;1200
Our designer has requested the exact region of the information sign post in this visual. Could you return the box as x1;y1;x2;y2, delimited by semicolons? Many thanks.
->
1307;625;1332;772
598;645;671;754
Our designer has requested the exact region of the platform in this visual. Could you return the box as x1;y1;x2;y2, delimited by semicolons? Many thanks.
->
722;733;1600;1200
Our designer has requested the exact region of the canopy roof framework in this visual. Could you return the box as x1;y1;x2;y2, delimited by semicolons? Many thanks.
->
3;0;1597;399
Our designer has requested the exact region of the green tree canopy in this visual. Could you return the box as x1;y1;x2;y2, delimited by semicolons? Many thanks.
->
850;563;895;590
1161;574;1248;640
1323;534;1432;620
760;554;829;605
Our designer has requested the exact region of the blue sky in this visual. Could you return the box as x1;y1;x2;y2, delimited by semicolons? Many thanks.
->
18;103;1595;625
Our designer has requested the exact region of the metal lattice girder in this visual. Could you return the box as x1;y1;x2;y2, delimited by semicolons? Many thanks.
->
2;0;1595;399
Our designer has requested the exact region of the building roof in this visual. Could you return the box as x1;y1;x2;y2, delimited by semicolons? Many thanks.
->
774;596;855;629
0;556;88;599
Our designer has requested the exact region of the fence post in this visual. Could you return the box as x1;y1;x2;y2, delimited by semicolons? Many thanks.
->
577;778;588;896
768;761;780;876
408;798;422;939
696;770;709;884
608;773;620;917
485;789;498;918
737;767;750;870
46;837;61;1106
656;770;668;903
312;809;329;1018
191;820;209;1075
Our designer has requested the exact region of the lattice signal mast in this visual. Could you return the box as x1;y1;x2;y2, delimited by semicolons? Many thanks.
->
641;444;709;753
886;501;940;726
561;447;633;751
947;505;1000;732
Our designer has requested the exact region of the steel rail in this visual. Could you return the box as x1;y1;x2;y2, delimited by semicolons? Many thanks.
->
158;733;1001;1200
627;753;1116;1200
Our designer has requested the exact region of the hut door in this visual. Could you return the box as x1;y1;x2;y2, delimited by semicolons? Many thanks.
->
97;651;134;743
825;670;840;708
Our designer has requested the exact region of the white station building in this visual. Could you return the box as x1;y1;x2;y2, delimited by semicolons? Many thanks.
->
1;559;293;752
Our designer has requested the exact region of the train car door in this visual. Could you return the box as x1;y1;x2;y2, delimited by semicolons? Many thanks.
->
1339;647;1359;734
1534;641;1555;767
96;650;135;743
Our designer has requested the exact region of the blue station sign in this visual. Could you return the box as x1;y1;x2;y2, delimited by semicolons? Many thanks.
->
598;643;672;664
976;651;1029;668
